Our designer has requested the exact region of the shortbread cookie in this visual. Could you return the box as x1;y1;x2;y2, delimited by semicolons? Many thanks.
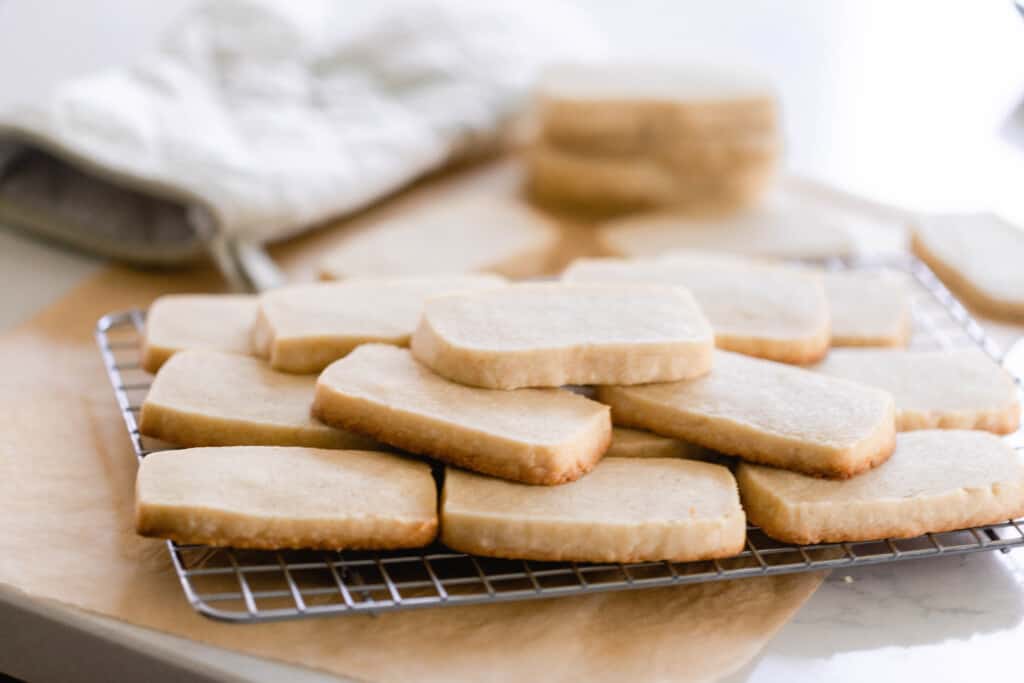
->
658;135;780;172
738;430;1024;544
313;345;611;484
596;351;896;478
140;350;378;450
597;198;857;259
410;283;714;388
526;143;677;211
252;274;505;374
823;272;911;347
606;427;713;461
526;143;773;214
815;349;1020;433
317;194;560;280
537;63;777;156
142;294;257;373
542;98;778;157
910;213;1024;321
563;254;830;364
441;458;745;562
136;447;437;550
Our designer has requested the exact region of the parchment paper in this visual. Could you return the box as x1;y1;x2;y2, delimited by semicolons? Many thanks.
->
0;161;824;683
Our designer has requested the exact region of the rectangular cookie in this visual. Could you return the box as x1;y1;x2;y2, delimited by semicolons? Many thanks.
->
563;254;830;364
317;194;560;280
313;344;611;485
596;350;896;478
252;274;504;373
738;430;1024;544
136;447;437;550
814;349;1020;433
140;349;378;450
606;427;714;461
537;63;777;156
410;282;714;388
910;213;1024;322
526;141;773;214
596;195;856;260
441;458;745;563
823;271;911;347
142;294;257;373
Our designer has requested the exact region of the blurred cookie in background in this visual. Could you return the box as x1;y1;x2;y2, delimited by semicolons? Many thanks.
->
595;193;857;260
525;63;780;215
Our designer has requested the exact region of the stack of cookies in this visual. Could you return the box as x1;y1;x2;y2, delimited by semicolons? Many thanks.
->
526;63;780;214
133;258;1024;563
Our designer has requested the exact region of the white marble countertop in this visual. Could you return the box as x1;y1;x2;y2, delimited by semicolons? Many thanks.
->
3;2;1024;682
735;551;1024;683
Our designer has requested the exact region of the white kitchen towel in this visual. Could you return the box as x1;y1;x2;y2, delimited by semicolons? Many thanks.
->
0;0;604;266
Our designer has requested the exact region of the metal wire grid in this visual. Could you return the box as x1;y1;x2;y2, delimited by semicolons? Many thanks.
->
95;254;1024;623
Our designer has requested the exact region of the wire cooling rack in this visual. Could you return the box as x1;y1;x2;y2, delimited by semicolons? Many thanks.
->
96;254;1024;623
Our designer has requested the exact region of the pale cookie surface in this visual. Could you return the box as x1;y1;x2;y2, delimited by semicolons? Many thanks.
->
410;282;714;388
441;457;745;562
815;349;1020;433
252;274;505;374
142;294;257;373
313;345;611;485
737;430;1024;544
317;194;559;280
911;213;1024;321
607;427;714;461
538;63;776;104
596;350;896;478
564;254;830;364
136;447;437;550
823;271;911;347
140;350;378;450
538;63;777;155
597;197;856;259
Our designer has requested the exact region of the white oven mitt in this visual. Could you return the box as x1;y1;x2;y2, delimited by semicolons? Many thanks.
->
0;0;603;286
